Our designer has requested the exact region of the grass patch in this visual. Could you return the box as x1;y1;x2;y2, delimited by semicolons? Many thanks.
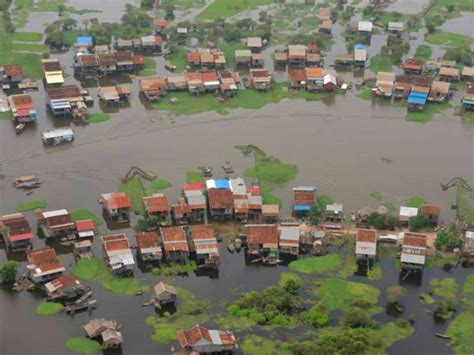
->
383;202;396;212
65;337;101;354
457;185;474;223
405;196;426;208
370;55;394;73
414;45;432;62
313;277;380;312
0;35;44;79
317;195;334;210
197;0;273;20
70;209;102;226
219;41;246;68
16;199;47;212
446;312;474;354
138;57;156;77
186;170;204;183
338;252;358;279
152;261;197;276
120;176;146;214
71;257;148;295
241;335;281;354
12;42;48;52
426;31;473;47
367;263;382;280
406;102;452;123
430;277;458;298
12;31;42;42
64;30;87;47
144;178;172;195
152;82;337;116
36;302;64;315
87;112;110;123
167;45;188;72
357;89;373;100
0;111;13;120
370;191;383;201
289;255;342;275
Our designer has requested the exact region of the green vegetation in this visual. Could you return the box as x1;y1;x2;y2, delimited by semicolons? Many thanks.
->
427;278;459;320
289;255;342;275
70;209;103;226
119;176;145;214
357;89;373;100
278;272;301;295
409;214;431;232
65;337;101;354
436;223;463;250
383;202;396;212
313;278;380;312
227;285;304;327
406;102;452;123
414;45;432;62
186;170;204;183
370;55;393;73
241;335;281;354
426;30;473;47
147;287;211;343
218;41;246;68
138;57;156;77
167;45;187;72
144;178;172;195
370;191;383;201
36;302;64;315
405;196;426;208
366;212;399;230
462;275;474;309
307;302;330;328
367;264;382;280
152;261;197;276
0;35;44;79
16;199;47;212
71;257;148;296
0;111;13;120
317;195;333;210
197;0;273;20
12;31;42;41
447;312;474;354
457;185;474;223
87;113;111;124
0;261;18;284
152;82;337;116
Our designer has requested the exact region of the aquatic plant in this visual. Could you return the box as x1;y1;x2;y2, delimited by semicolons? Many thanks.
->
87;113;110;124
405;196;426;208
151;261;197;276
144;178;172;195
119;176;146;214
306;303;330;328
447;312;474;354
457;185;474;223
367;264;382;280
70;209;103;226
186;170;204;183
241;335;282;354
36;302;64;315
16;199;48;212
65;337;101;354
289;255;342;275
278;272;301;295
0;261;18;284
370;191;383;201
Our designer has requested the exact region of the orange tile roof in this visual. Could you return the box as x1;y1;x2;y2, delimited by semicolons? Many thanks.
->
136;231;160;250
144;195;169;213
247;225;278;244
208;189;233;209
356;229;377;243
403;233;427;247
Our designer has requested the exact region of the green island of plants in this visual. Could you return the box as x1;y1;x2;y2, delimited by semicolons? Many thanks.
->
65;337;102;354
87;113;111;124
16;199;48;212
70;209;103;226
289;254;342;275
36;302;64;315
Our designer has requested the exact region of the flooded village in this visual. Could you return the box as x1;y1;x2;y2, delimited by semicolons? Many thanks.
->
0;0;474;354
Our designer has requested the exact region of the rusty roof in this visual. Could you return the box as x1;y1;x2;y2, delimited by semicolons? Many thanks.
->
140;78;166;91
439;66;459;77
262;204;279;217
144;194;169;213
172;204;193;215
27;247;58;265
1;213;31;236
132;55;145;65
10;94;32;106
75;219;94;232
403;233;427;248
185;71;203;84
402;58;423;70
102;234;130;251
420;204;441;216
305;67;324;78
136;231;160;250
294;191;315;206
98;54;117;65
105;192;131;209
187;51;200;62
247;224;278;244
208;189;234;209
190;225;215;240
79;55;99;66
4;64;23;77
178;325;211;347
290;68;307;82
356;229;377;243
114;51;133;62
42;59;62;72
200;70;218;82
47;85;82;100
200;53;214;63
161;226;186;242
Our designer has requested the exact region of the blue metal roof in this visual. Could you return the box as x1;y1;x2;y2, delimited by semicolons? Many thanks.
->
77;36;93;45
354;44;366;50
294;205;312;212
215;179;230;189
408;91;428;105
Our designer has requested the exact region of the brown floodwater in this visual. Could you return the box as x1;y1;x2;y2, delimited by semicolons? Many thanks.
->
2;0;474;353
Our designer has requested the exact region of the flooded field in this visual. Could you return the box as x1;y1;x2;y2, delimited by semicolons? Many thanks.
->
1;0;474;354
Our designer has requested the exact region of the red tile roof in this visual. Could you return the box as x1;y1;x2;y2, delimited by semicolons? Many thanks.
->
247;225;278;245
144;194;169;213
161;227;189;252
154;18;168;27
403;233;427;248
200;70;218;83
185;71;203;83
136;231;160;250
10;94;32;106
27;247;59;265
155;36;163;45
75;219;94;232
178;325;211;347
190;225;215;241
187;51;200;63
356;229;377;243
79;55;99;66
103;234;130;251
208;189;234;209
48;274;78;290
132;55;145;65
106;192;131;209
307;43;317;52
290;68;307;82
402;58;423;71
1;213;32;238
183;181;205;192
172;204;193;215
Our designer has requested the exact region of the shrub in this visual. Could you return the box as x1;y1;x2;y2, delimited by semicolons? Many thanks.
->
307;303;330;328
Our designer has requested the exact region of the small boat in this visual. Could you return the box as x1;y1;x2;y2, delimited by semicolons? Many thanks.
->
41;128;74;146
227;243;235;253
234;238;242;251
13;175;43;189
15;123;26;134
201;166;213;177
435;333;450;340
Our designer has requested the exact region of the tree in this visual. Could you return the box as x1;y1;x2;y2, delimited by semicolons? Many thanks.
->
61;17;77;31
367;212;386;230
0;261;18;284
279;274;301;295
140;0;154;8
426;22;436;34
342;306;374;328
409;215;431;232
164;3;175;20
435;223;463;250
446;4;454;12
308;205;322;225
385;215;400;230
57;3;66;16
387;285;407;305
307;303;329;327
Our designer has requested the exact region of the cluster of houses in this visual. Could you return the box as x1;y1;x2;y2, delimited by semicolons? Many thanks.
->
370;58;474;112
74;50;146;78
289;67;337;91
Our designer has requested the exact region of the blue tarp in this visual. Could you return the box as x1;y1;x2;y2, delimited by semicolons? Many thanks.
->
354;43;366;50
76;36;93;45
408;91;428;105
294;205;312;212
215;179;230;189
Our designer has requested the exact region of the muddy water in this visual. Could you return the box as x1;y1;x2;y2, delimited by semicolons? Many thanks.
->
440;12;474;37
386;0;431;15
